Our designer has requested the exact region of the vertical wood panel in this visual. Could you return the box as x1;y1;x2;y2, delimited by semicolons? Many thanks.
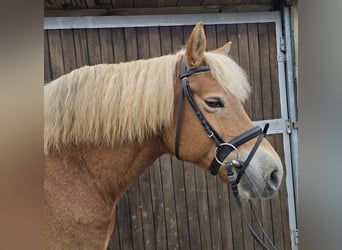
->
114;195;133;250
246;23;271;249
60;30;77;74
247;23;263;121
148;27;161;57
73;29;89;67
112;28;126;63
48;30;64;79
99;28;115;64
149;159;167;250
86;29;102;65
205;24;224;250
258;23;273;120
258;23;276;247
137;27;150;59
216;24;235;250
195;165;212;250
170;25;191;250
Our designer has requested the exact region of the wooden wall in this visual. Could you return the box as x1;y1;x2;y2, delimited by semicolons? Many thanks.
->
45;23;291;249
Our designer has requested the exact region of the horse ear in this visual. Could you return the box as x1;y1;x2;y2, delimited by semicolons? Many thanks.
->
213;41;232;56
185;22;207;69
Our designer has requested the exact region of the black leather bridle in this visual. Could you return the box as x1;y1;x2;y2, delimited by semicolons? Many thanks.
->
174;56;277;250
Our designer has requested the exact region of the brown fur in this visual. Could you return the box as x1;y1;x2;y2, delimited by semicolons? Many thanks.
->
44;22;283;249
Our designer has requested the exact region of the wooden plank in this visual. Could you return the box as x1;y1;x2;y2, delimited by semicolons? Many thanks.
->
111;28;126;63
124;28;138;61
170;26;191;250
73;29;90;67
47;30;64;79
226;24;239;62
107;216;121;250
216;182;234;250
268;23;281;119
247;23;262;121
183;162;202;250
218;24;256;250
136;27;150;59
225;23;247;250
159;26;172;55
86;29;102;65
44;31;52;83
99;28;115;64
258;23;273;120
171;26;185;53
258;23;276;246
170;155;190;250
114;195;133;250
60;29;77;74
149;158;167;250
148;27;161;57
138;169;156;250
216;24;235;250
245;23;268;248
204;24;224;250
127;181;144;250
159;154;179;250
195;165;212;250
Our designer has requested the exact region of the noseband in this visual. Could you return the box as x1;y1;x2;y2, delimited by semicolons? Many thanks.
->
174;56;277;250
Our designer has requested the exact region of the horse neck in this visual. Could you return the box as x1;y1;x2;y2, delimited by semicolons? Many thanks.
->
46;137;166;205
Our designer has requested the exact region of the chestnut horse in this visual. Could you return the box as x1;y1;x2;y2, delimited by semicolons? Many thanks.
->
44;23;283;249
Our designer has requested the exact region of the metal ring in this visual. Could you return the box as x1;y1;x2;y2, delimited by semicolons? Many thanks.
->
214;142;240;166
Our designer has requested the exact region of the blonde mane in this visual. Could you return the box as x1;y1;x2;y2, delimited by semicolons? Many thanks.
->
44;51;250;155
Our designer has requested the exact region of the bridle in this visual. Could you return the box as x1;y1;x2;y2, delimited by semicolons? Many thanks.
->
174;56;277;250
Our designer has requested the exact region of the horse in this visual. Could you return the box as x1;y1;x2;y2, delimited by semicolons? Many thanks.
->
44;22;283;249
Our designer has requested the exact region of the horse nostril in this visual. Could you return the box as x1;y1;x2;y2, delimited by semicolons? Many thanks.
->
268;169;280;189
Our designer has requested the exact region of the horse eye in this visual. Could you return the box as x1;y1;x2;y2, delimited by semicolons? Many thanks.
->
204;98;224;108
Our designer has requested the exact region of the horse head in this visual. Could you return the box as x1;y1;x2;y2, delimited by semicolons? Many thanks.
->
163;22;283;199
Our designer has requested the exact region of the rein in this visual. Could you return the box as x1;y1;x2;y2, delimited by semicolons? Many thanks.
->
175;56;277;250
